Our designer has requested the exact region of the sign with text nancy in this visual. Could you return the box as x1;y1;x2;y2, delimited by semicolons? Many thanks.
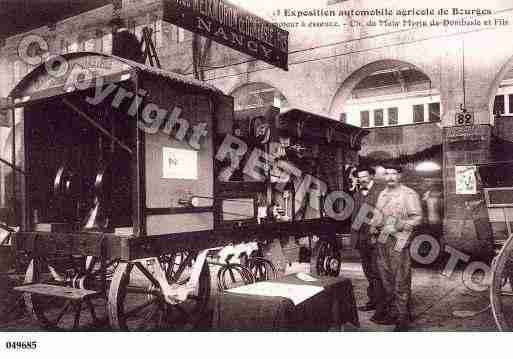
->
163;0;289;70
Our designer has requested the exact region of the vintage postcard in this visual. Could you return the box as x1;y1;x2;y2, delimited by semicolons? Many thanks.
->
0;0;512;357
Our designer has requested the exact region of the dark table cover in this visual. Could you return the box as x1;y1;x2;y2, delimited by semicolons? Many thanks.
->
212;274;359;331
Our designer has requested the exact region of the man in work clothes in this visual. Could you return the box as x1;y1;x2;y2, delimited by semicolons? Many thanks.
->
370;164;422;331
351;166;385;319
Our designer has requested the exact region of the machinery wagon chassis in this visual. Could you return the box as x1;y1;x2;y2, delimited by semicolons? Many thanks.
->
13;221;342;330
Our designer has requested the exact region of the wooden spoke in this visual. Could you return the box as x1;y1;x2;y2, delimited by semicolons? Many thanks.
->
169;252;194;283
257;264;266;279
491;234;513;331
123;298;158;319
227;267;237;283
133;262;160;288
108;255;210;331
125;286;158;295
160;252;186;280
247;257;276;282
23;257;108;330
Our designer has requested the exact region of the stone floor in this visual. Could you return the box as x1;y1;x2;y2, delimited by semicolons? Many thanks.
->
334;262;498;331
0;261;500;331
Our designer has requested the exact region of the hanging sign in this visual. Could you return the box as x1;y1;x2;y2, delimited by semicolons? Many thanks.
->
454;110;474;126
445;124;488;143
163;0;289;70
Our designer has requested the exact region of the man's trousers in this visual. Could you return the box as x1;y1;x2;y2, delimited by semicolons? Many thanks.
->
376;239;412;320
358;244;384;306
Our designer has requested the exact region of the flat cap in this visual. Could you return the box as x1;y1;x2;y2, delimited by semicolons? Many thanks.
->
383;163;403;173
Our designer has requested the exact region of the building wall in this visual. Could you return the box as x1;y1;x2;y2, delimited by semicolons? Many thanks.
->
2;0;513;119
1;0;513;256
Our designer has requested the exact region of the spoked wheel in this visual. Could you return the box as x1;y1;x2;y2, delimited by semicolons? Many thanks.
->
217;263;254;291
159;252;188;282
491;234;513;331
23;256;107;330
247;257;277;282
310;237;341;277
108;252;211;331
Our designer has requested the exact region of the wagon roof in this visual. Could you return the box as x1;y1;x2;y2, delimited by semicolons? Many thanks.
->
114;54;222;94
279;107;369;134
5;52;222;108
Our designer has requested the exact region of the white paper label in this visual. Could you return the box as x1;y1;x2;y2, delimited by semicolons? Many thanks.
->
455;165;477;194
162;147;198;179
227;281;323;305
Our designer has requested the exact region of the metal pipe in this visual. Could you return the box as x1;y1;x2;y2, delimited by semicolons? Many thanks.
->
11;106;16;225
0;157;25;175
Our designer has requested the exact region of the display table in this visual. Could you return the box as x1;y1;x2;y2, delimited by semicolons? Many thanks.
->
212;273;359;331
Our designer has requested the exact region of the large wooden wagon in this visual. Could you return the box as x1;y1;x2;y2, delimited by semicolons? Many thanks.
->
1;52;367;330
475;162;513;330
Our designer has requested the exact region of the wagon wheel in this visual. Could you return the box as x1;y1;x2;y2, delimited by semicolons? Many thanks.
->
490;234;513;331
217;263;255;291
247;257;277;281
23;256;107;330
310;237;341;277
159;251;188;282
108;251;210;331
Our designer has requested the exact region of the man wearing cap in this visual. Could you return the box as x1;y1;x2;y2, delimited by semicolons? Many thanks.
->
351;166;385;317
370;164;422;331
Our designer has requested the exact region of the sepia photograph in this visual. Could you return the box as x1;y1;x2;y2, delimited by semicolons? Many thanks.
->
0;0;512;356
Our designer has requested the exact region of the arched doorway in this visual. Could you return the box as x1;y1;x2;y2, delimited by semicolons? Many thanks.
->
332;60;444;247
490;66;513;151
332;60;442;172
484;58;513;247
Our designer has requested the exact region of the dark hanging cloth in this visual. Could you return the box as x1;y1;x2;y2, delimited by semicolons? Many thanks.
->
212;274;359;331
360;144;442;168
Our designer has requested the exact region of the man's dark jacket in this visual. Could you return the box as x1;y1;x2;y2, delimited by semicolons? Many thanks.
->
351;181;385;250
